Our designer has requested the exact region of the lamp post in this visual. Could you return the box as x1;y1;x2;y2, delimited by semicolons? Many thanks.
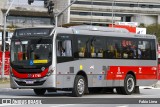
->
111;0;114;28
1;0;15;79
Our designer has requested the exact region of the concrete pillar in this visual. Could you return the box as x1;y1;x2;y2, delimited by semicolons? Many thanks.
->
0;0;7;27
0;11;3;27
133;15;157;26
158;15;160;25
122;16;126;22
53;0;70;26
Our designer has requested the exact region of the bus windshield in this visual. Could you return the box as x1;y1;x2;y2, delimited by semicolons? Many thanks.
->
11;39;52;65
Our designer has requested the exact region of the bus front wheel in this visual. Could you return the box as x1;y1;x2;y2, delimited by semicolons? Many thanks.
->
33;89;46;96
72;75;86;97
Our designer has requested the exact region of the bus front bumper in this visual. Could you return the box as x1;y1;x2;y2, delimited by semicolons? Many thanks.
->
10;75;56;89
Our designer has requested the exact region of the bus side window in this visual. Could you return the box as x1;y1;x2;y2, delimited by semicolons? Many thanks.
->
57;40;72;57
90;36;105;58
137;40;155;60
121;39;137;59
106;39;119;59
77;37;89;58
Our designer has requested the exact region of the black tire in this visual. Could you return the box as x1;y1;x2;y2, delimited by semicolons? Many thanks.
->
105;88;114;93
121;74;136;95
89;88;102;94
34;89;46;96
116;87;123;94
72;75;86;97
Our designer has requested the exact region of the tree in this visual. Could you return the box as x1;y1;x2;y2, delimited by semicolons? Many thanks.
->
146;24;160;42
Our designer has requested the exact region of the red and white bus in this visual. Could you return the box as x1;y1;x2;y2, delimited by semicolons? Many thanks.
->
158;45;160;80
10;26;158;97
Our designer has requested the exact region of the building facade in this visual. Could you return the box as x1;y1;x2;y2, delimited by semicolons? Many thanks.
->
0;0;53;46
68;0;160;26
52;0;160;26
1;0;160;46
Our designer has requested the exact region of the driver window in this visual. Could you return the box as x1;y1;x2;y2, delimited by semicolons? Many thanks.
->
56;40;72;57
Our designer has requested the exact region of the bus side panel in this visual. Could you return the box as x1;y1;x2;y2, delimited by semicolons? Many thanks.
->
56;59;157;88
136;80;158;86
56;59;107;88
56;75;75;88
106;66;157;86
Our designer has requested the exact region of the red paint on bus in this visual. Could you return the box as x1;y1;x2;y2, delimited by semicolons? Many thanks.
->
106;66;157;80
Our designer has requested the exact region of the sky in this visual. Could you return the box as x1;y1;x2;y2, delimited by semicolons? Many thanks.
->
8;0;44;6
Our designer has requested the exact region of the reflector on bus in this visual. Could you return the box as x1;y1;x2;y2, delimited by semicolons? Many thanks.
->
33;60;48;64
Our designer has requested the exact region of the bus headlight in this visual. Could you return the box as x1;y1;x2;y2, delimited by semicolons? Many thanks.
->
46;69;54;76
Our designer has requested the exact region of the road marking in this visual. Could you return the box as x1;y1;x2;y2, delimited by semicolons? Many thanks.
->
0;104;10;107
0;104;19;107
2;88;11;90
50;104;75;107
116;105;129;107
140;86;160;89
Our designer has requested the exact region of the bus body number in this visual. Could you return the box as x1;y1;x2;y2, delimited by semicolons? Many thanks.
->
28;74;42;78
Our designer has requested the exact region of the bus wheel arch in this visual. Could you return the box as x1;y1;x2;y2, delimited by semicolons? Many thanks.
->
76;71;88;84
72;71;88;97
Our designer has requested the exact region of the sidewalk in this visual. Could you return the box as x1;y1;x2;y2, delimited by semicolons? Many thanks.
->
140;81;160;89
153;80;160;88
0;78;10;88
0;83;10;88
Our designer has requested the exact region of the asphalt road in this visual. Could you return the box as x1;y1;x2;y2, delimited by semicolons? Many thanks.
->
0;86;160;107
0;86;160;98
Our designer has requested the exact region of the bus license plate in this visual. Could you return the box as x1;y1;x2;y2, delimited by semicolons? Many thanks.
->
25;80;34;84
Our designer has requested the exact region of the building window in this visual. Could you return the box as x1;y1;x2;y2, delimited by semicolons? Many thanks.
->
79;12;89;16
7;16;52;26
0;32;2;41
141;4;146;8
130;4;134;7
7;32;13;42
149;5;154;8
126;16;131;22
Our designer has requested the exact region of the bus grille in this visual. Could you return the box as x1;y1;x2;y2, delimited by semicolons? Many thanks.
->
15;80;46;86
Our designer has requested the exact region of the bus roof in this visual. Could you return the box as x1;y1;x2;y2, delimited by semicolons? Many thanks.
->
56;26;156;39
14;26;156;39
70;25;129;33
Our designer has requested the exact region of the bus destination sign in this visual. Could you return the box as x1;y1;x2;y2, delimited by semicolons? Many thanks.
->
15;28;52;37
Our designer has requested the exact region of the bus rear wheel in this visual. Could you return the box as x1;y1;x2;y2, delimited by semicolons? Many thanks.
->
121;74;135;95
72;75;86;97
33;89;46;96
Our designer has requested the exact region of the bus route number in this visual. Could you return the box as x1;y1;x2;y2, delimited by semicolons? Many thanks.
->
32;74;42;78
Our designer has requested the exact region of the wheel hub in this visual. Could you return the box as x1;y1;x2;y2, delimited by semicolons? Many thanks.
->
77;79;85;95
127;78;134;92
